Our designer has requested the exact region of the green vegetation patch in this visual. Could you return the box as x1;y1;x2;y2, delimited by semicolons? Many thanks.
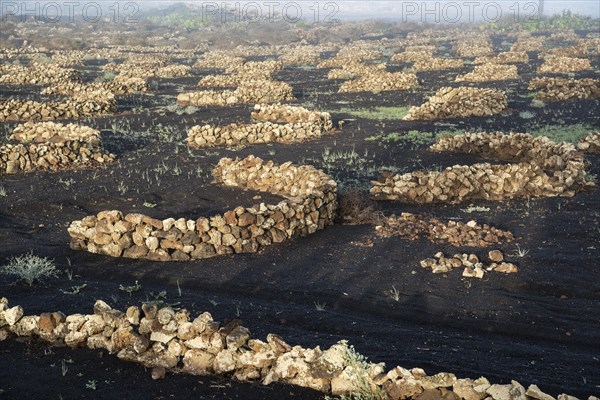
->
336;106;410;120
529;124;596;144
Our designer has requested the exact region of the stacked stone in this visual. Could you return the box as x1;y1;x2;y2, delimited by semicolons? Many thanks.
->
102;56;172;79
370;133;594;204
317;48;382;69
193;53;246;69
1;122;114;174
579;133;600;153
455;64;520;82
198;75;243;87
188;121;330;148
68;156;337;261
538;57;592;73
1;298;581;400
251;103;333;128
454;41;494;57
420;251;518;278
375;213;514;248
225;60;284;79
474;51;529;65
236;80;295;103
51;51;85;66
339;72;419;93
541;45;590;59
279;48;321;65
403;87;508;121
10;121;101;145
391;51;433;63
0;63;81;85
177;90;236;106
178;80;294;106
510;38;544;52
411;58;464;72
155;65;192;78
42;76;147;96
0;90;116;121
528;77;600;102
327;63;386;80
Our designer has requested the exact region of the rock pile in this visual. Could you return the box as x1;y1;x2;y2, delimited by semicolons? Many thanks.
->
454;40;494;57
0;62;81;85
193;53;246;69
68;156;337;261
371;132;594;204
538;57;592;73
420;251;518;278
178;80;294;106
411;58;464;72
579;133;600;153
198;75;242;87
528;77;600;102
455;64;520;82
41;76;147;96
510;37;544;52
1;298;580;400
10;121;101;145
251;103;333;127
279;48;321;65
0;89;117;122
155;65;192;78
542;45;590;59
391;50;433;63
187;121;331;148
375;213;514;247
225;60;284;79
1;122;114;174
339;72;419;93
403;87;508;121
327;63;386;80
474;51;529;65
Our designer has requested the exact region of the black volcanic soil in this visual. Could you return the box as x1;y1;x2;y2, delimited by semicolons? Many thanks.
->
1;34;600;399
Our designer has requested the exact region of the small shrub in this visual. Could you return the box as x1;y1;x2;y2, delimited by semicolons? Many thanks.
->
1;252;58;285
337;188;384;225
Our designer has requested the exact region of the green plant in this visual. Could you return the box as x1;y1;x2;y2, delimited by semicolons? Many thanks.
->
530;124;595;144
314;301;326;311
335;106;410;120
85;380;97;390
119;280;141;295
365;130;435;148
61;283;87;295
386;286;401;302
143;202;157;208
324;340;387;400
1;252;58;285
0;186;6;197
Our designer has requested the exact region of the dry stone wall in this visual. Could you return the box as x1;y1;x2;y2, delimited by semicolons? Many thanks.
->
0;63;81;85
1;298;583;400
178;80;294;106
455;64;520;82
411;58;464;72
528;77;600;102
371;133;594;204
579;133;600;153
403;87;508;121
474;51;529;65
0;89;117;122
538;57;592;73
188;104;334;148
41;76;148;96
68;156;337;261
1;122;114;174
338;72;419;93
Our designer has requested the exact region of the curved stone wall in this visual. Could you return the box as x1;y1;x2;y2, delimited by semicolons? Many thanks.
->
68;156;337;261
